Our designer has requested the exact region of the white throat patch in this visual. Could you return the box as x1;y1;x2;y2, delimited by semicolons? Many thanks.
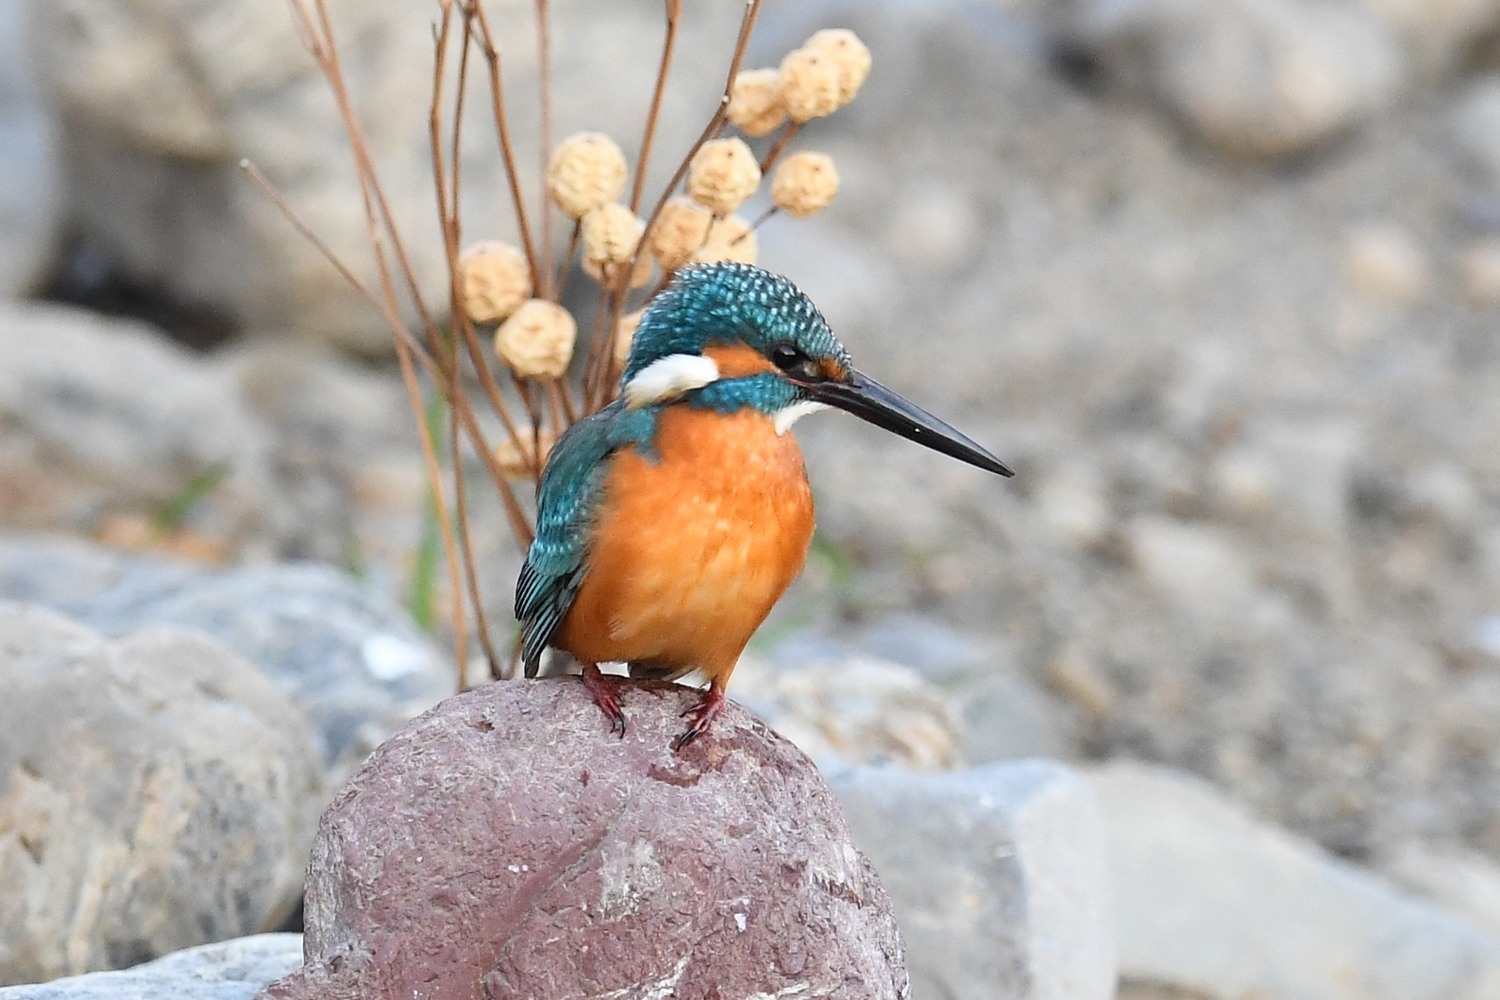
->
773;400;828;435
623;354;721;410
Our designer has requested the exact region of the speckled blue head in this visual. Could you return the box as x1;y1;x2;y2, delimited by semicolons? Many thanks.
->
619;261;1013;476
623;262;850;382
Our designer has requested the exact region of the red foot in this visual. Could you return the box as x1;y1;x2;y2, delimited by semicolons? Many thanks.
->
580;663;626;737
672;684;727;751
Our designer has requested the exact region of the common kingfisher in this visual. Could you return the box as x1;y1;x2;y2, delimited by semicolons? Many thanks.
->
516;262;1012;748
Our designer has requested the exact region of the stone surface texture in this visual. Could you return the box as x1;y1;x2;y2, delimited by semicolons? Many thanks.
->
0;533;452;789
828;760;1116;1000
260;678;908;1000
1089;762;1500;1000
0;604;323;986
0;935;303;1000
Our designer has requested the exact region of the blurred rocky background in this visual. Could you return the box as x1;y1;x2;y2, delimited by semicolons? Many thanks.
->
2;0;1499;997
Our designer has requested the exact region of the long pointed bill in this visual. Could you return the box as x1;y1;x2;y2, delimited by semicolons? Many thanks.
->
804;368;1015;477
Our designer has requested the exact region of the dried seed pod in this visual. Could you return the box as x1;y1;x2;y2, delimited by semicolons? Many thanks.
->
582;203;644;267
457;241;531;324
771;152;840;219
493;429;556;480
546;132;628;219
727;68;787;138
805;29;871;106
694;215;757;266
687;138;761;216
583;253;653;290
494;299;576;379
648;197;714;271
614;307;645;369
778;47;842;123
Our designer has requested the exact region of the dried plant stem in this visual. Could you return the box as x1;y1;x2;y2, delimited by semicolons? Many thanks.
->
630;0;681;214
597;0;764;409
471;1;542;292
286;0;472;674
536;0;554;297
742;204;778;237
758;120;802;173
553;220;582;304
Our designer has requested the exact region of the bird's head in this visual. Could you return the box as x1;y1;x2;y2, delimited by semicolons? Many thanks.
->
621;262;1012;476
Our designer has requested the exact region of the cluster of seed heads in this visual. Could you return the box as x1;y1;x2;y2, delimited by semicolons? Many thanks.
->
455;27;869;384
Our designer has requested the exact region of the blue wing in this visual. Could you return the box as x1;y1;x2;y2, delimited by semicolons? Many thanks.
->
515;401;655;676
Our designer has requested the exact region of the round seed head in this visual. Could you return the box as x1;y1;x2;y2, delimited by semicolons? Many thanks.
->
583;252;653;291
727;68;787;138
771;151;840;219
546;132;628;219
494;299;576;379
614;307;646;369
581;203;644;267
457;241;531;324
778;47;842;122
493;429;556;480
805;29;871;106
694;215;757;267
648;197;714;271
687;138;762;216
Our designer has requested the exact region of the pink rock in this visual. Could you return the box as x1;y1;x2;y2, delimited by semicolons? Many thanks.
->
259;678;908;1000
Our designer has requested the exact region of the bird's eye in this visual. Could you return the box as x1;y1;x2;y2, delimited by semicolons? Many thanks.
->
770;343;821;381
770;343;804;371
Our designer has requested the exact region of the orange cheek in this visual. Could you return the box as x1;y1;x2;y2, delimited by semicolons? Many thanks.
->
818;358;848;381
703;343;777;379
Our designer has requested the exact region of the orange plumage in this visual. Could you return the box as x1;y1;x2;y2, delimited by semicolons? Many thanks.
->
554;399;814;691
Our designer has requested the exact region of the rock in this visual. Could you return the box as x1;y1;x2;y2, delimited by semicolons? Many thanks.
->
25;0;746;351
1211;415;1363;538
0;0;58;297
0;935;303;1000
1055;0;1406;158
0;303;286;547
0;604;323;985
1342;223;1432;303
732;654;966;769
1363;0;1500;80
1126;516;1258;616
1452;75;1500;181
766;618;1083;765
25;0;446;351
0;533;452;788
1089;762;1500;1000
259;678;908;1000
1381;843;1500;946
827;760;1116;1000
1458;240;1500;303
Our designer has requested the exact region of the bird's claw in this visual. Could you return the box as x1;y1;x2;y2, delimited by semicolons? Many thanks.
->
672;686;726;751
581;663;627;739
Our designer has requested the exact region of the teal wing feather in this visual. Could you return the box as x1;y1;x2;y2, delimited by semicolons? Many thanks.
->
515;401;654;676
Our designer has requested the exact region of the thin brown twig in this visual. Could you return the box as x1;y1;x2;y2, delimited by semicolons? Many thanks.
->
239;160;438;376
758;120;802;173
471;1;542;292
536;0;554;297
630;0;681;214
605;0;764;408
553;220;582;304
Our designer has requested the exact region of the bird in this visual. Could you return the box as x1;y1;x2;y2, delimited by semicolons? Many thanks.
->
516;262;1012;749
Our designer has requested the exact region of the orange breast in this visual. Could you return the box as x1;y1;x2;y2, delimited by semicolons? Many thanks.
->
554;404;814;685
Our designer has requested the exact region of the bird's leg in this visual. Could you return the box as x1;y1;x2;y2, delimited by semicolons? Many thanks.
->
580;662;626;737
672;680;727;751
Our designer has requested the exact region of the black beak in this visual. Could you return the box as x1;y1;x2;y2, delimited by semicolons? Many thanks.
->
804;368;1014;477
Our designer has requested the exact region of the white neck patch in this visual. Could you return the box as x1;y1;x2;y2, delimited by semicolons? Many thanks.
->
623;354;721;410
773;400;829;435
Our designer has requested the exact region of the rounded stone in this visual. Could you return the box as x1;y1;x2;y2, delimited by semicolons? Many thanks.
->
0;603;323;985
261;679;908;1000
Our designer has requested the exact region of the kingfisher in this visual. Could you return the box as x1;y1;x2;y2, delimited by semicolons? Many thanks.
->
516;262;1012;749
